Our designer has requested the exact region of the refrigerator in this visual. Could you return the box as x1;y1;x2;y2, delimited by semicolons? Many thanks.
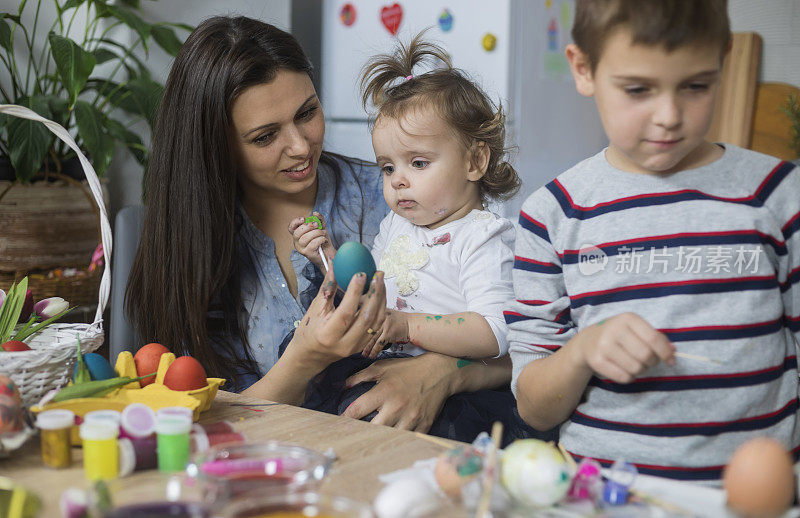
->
319;0;607;217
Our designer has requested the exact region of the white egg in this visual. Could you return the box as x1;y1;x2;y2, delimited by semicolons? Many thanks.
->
374;478;442;518
501;439;573;508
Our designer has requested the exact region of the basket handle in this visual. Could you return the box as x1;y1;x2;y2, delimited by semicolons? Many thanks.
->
0;104;112;326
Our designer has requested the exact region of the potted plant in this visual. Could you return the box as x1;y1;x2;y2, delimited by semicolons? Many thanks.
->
0;0;190;302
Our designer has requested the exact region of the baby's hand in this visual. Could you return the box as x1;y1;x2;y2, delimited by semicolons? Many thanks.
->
572;312;675;384
288;212;335;269
364;309;410;358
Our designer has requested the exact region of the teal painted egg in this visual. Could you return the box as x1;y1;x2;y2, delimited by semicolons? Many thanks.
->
74;353;116;381
332;241;376;294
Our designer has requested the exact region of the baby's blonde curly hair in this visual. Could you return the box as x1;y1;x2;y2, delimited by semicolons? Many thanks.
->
360;33;520;202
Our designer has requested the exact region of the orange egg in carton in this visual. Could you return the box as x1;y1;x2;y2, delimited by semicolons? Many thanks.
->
31;352;225;443
114;351;226;418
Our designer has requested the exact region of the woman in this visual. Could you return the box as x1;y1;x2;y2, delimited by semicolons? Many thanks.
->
126;16;516;436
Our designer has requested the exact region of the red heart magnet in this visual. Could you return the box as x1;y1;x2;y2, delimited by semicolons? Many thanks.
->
380;3;403;35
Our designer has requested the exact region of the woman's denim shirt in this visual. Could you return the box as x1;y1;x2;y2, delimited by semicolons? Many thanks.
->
231;156;387;389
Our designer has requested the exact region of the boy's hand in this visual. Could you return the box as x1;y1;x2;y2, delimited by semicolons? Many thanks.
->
572;312;675;384
364;309;410;358
288;212;335;269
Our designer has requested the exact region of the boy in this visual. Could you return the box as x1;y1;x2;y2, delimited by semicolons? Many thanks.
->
508;0;800;481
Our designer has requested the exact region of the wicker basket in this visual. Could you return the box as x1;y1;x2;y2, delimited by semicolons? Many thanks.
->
0;104;112;408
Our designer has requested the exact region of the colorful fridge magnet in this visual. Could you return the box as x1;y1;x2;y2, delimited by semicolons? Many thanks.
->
482;33;497;52
438;9;454;32
339;3;356;27
380;3;403;36
548;18;558;51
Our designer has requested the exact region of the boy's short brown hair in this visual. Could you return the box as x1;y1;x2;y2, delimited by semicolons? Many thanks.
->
572;0;731;72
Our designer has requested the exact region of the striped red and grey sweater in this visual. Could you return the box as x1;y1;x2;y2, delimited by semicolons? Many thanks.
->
507;145;800;482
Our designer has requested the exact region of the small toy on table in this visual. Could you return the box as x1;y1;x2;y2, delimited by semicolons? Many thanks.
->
567;457;602;501
602;460;638;505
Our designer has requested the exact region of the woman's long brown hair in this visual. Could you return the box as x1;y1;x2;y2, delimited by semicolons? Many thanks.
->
126;17;365;385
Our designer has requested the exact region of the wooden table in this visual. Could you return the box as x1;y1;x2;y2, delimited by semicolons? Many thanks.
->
2;391;464;516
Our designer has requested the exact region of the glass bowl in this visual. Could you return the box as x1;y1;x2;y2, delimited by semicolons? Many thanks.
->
217;491;374;518
87;473;208;518
187;441;334;503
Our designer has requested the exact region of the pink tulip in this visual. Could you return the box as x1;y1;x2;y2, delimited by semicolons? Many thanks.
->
34;297;69;320
19;290;34;323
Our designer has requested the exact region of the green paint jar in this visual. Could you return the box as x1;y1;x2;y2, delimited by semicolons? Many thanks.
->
155;414;192;472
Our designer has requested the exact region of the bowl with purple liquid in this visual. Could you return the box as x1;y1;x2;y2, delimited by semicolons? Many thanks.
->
88;474;208;518
187;441;334;503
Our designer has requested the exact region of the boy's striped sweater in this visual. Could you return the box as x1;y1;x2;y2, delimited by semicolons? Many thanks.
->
507;145;800;481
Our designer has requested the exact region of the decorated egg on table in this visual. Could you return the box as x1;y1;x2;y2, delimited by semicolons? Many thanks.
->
723;437;795;517
0;393;24;433
0;374;21;404
332;241;376;293
434;445;483;498
501;439;573;508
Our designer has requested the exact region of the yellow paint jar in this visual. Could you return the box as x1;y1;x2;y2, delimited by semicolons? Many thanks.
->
80;420;119;481
36;409;74;468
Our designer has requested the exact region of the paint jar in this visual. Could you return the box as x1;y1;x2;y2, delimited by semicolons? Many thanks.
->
121;403;157;439
156;415;192;472
191;429;246;454
80;420;119;480
192;421;234;435
117;436;159;475
156;406;193;422
36;409;74;468
84;410;122;435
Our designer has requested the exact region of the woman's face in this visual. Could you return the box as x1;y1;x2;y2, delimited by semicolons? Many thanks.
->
230;70;325;199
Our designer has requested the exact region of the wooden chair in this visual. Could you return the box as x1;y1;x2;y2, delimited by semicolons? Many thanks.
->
751;82;800;161
706;32;762;148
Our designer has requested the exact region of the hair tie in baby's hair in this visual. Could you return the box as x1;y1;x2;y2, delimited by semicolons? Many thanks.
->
405;74;413;82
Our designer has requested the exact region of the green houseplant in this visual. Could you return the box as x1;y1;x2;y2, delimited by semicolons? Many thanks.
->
0;0;190;296
0;0;191;181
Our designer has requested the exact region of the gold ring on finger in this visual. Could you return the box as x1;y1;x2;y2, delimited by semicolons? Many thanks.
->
366;327;376;335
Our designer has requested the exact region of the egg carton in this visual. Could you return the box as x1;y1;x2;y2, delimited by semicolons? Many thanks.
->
30;352;225;444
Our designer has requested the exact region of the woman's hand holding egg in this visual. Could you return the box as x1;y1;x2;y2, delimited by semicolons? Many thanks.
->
292;266;386;366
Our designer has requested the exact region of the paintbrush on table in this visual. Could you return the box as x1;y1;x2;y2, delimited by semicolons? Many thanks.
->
476;421;503;518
